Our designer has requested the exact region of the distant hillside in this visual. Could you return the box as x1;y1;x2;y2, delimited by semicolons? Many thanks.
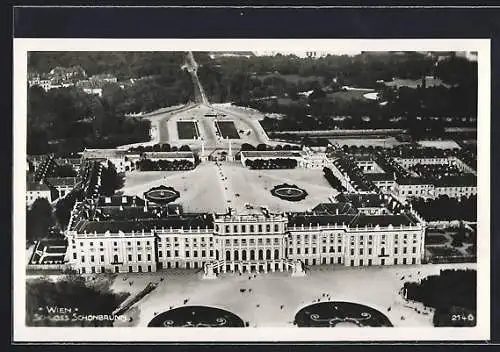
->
27;52;188;80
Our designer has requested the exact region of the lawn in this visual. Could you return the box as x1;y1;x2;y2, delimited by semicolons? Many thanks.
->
176;121;200;139
417;140;461;150
329;137;404;148
327;89;375;103
254;73;325;85
215;120;240;139
424;233;450;246
384;77;451;89
426;246;464;258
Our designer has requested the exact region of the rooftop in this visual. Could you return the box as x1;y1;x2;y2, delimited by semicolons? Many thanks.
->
397;177;430;186
27;181;51;192
143;151;195;159
82;148;127;160
366;173;394;182
336;193;386;209
241;151;304;158
311;202;358;215
288;214;356;228
45;177;79;187
432;174;477;187
77;214;215;233
349;214;416;228
97;195;146;207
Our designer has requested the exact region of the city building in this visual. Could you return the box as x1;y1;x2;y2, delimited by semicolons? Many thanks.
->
82;149;137;173
89;73;118;83
142;151;196;164
45;177;79;199
64;193;426;275
26;179;53;206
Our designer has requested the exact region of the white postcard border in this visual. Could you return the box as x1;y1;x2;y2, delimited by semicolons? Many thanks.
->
13;38;490;342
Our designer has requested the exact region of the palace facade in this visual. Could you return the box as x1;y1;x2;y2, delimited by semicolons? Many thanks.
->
64;193;426;276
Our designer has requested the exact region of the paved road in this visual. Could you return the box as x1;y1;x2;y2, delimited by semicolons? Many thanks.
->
210;105;270;145
186;51;209;105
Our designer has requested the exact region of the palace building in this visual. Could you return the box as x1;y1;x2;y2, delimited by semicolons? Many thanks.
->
64;191;426;276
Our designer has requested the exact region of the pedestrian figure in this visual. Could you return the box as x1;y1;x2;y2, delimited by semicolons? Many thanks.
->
388;307;391;312
280;305;284;310
256;304;260;308
249;289;252;293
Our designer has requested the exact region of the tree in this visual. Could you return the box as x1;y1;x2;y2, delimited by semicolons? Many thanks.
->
26;275;130;327
55;164;77;178
240;143;255;151
179;145;191;152
26;198;54;243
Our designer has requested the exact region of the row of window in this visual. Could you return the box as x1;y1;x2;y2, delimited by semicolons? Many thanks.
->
224;238;280;246
80;265;153;274
162;237;213;243
75;240;152;247
350;246;417;256
225;249;280;261
159;249;215;258
350;257;417;266
77;253;152;263
219;224;281;233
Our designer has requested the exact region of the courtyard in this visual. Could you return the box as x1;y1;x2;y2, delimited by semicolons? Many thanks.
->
121;162;337;214
108;262;476;328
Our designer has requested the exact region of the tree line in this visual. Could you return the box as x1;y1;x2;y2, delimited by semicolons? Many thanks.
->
28;86;152;154
26;274;130;327
28;52;196;154
411;195;477;222
128;143;191;153
403;269;476;327
136;159;195;171
323;167;347;193
245;158;298;169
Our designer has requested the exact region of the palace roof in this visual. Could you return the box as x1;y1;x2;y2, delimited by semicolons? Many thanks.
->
349;214;416;228
311;202;358;215
77;214;214;233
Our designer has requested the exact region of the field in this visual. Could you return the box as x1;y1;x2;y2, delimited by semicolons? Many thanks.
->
254;73;324;85
384;77;451;89
329;137;404;148
327;89;375;103
109;262;476;328
417;140;461;150
215;120;241;139
425;233;450;246
176;121;200;140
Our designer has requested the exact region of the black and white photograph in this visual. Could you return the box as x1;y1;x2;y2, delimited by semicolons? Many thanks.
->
12;39;490;342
